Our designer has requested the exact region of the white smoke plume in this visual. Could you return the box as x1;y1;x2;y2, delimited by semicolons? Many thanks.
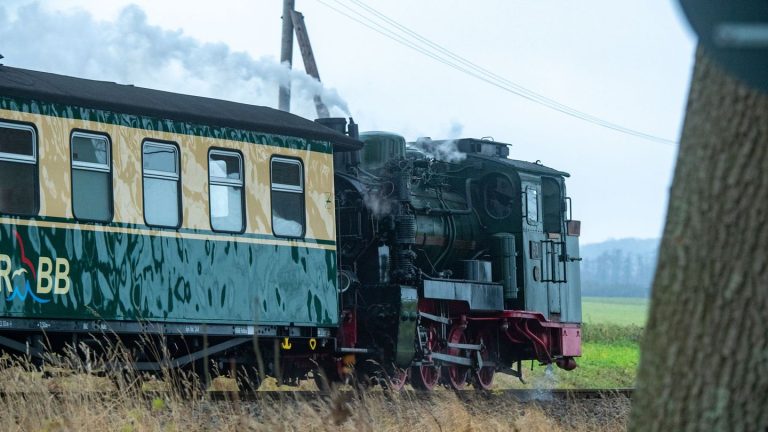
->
413;120;467;162
0;3;349;118
362;189;393;217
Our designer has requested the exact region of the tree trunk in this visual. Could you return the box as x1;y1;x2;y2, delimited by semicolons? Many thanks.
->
630;47;768;431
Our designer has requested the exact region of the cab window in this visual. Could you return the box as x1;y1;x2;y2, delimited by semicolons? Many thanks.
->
0;121;38;215
526;187;539;223
542;177;562;233
484;174;514;219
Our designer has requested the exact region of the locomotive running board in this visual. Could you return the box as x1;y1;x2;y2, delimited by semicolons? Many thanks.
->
422;280;504;311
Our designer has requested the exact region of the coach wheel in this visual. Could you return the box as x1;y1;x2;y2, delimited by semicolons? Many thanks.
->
473;330;497;390
411;325;440;391
445;325;470;390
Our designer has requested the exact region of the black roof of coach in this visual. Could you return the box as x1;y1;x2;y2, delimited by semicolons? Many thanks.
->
0;66;362;151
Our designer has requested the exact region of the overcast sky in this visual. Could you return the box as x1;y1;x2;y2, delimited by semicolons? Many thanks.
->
0;0;697;244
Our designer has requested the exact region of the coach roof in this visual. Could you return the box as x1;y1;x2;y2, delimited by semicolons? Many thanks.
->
0;66;362;151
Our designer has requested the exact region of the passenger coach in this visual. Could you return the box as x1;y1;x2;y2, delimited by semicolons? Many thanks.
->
0;66;359;373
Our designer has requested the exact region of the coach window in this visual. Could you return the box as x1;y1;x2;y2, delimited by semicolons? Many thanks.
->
71;132;112;222
143;141;180;228
270;157;305;238
0;122;38;215
209;150;244;232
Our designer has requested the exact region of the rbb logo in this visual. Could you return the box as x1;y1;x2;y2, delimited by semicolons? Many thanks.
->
33;257;71;295
0;232;71;304
0;256;72;294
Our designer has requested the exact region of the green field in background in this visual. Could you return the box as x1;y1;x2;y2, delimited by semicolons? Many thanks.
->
498;296;648;389
499;341;640;389
582;296;649;326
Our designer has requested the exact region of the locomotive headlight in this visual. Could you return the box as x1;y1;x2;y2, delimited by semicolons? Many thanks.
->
317;327;331;338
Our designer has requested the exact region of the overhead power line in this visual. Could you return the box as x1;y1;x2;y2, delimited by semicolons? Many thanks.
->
316;0;678;145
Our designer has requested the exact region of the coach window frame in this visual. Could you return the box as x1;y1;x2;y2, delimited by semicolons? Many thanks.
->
0;120;39;216
141;139;182;229
207;148;246;233
70;130;114;223
270;156;306;239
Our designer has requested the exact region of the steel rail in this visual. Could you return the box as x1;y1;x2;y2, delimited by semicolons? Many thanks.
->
0;388;633;401
203;388;634;401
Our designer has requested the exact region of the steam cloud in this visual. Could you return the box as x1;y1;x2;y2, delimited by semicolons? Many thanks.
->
413;120;467;162
362;189;393;217
0;3;349;118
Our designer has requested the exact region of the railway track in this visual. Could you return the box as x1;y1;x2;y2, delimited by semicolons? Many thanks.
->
204;388;633;402
0;388;633;402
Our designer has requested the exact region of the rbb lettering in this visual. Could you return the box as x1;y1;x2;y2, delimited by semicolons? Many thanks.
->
0;254;11;292
37;257;53;294
0;250;71;298
54;258;70;295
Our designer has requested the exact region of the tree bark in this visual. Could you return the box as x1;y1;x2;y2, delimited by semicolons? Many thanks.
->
630;47;768;431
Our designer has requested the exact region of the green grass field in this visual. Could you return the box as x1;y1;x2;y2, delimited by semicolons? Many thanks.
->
498;296;648;389
582;296;649;326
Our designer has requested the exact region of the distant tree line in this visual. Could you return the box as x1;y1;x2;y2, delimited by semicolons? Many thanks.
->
581;243;657;298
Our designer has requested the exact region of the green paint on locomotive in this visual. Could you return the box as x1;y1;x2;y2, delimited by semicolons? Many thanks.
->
0;219;338;326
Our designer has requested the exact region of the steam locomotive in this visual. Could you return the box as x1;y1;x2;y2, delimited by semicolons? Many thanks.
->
323;121;582;389
0;66;580;390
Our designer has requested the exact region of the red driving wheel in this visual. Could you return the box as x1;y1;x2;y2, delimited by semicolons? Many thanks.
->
474;329;497;390
445;324;470;390
411;324;441;390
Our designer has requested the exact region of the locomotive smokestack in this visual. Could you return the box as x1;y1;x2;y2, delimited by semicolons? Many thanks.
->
314;117;346;135
347;118;359;139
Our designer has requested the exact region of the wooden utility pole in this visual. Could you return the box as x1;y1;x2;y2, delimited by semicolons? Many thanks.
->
291;10;331;118
278;0;295;112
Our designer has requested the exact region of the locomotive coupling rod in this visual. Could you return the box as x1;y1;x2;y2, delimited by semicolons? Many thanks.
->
447;342;482;351
418;311;451;325
431;352;473;367
476;351;496;369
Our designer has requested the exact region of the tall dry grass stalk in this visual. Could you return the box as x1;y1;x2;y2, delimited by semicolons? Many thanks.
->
0;341;629;431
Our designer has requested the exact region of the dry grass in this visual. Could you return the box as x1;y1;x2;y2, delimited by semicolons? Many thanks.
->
0;347;629;432
0;387;629;432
